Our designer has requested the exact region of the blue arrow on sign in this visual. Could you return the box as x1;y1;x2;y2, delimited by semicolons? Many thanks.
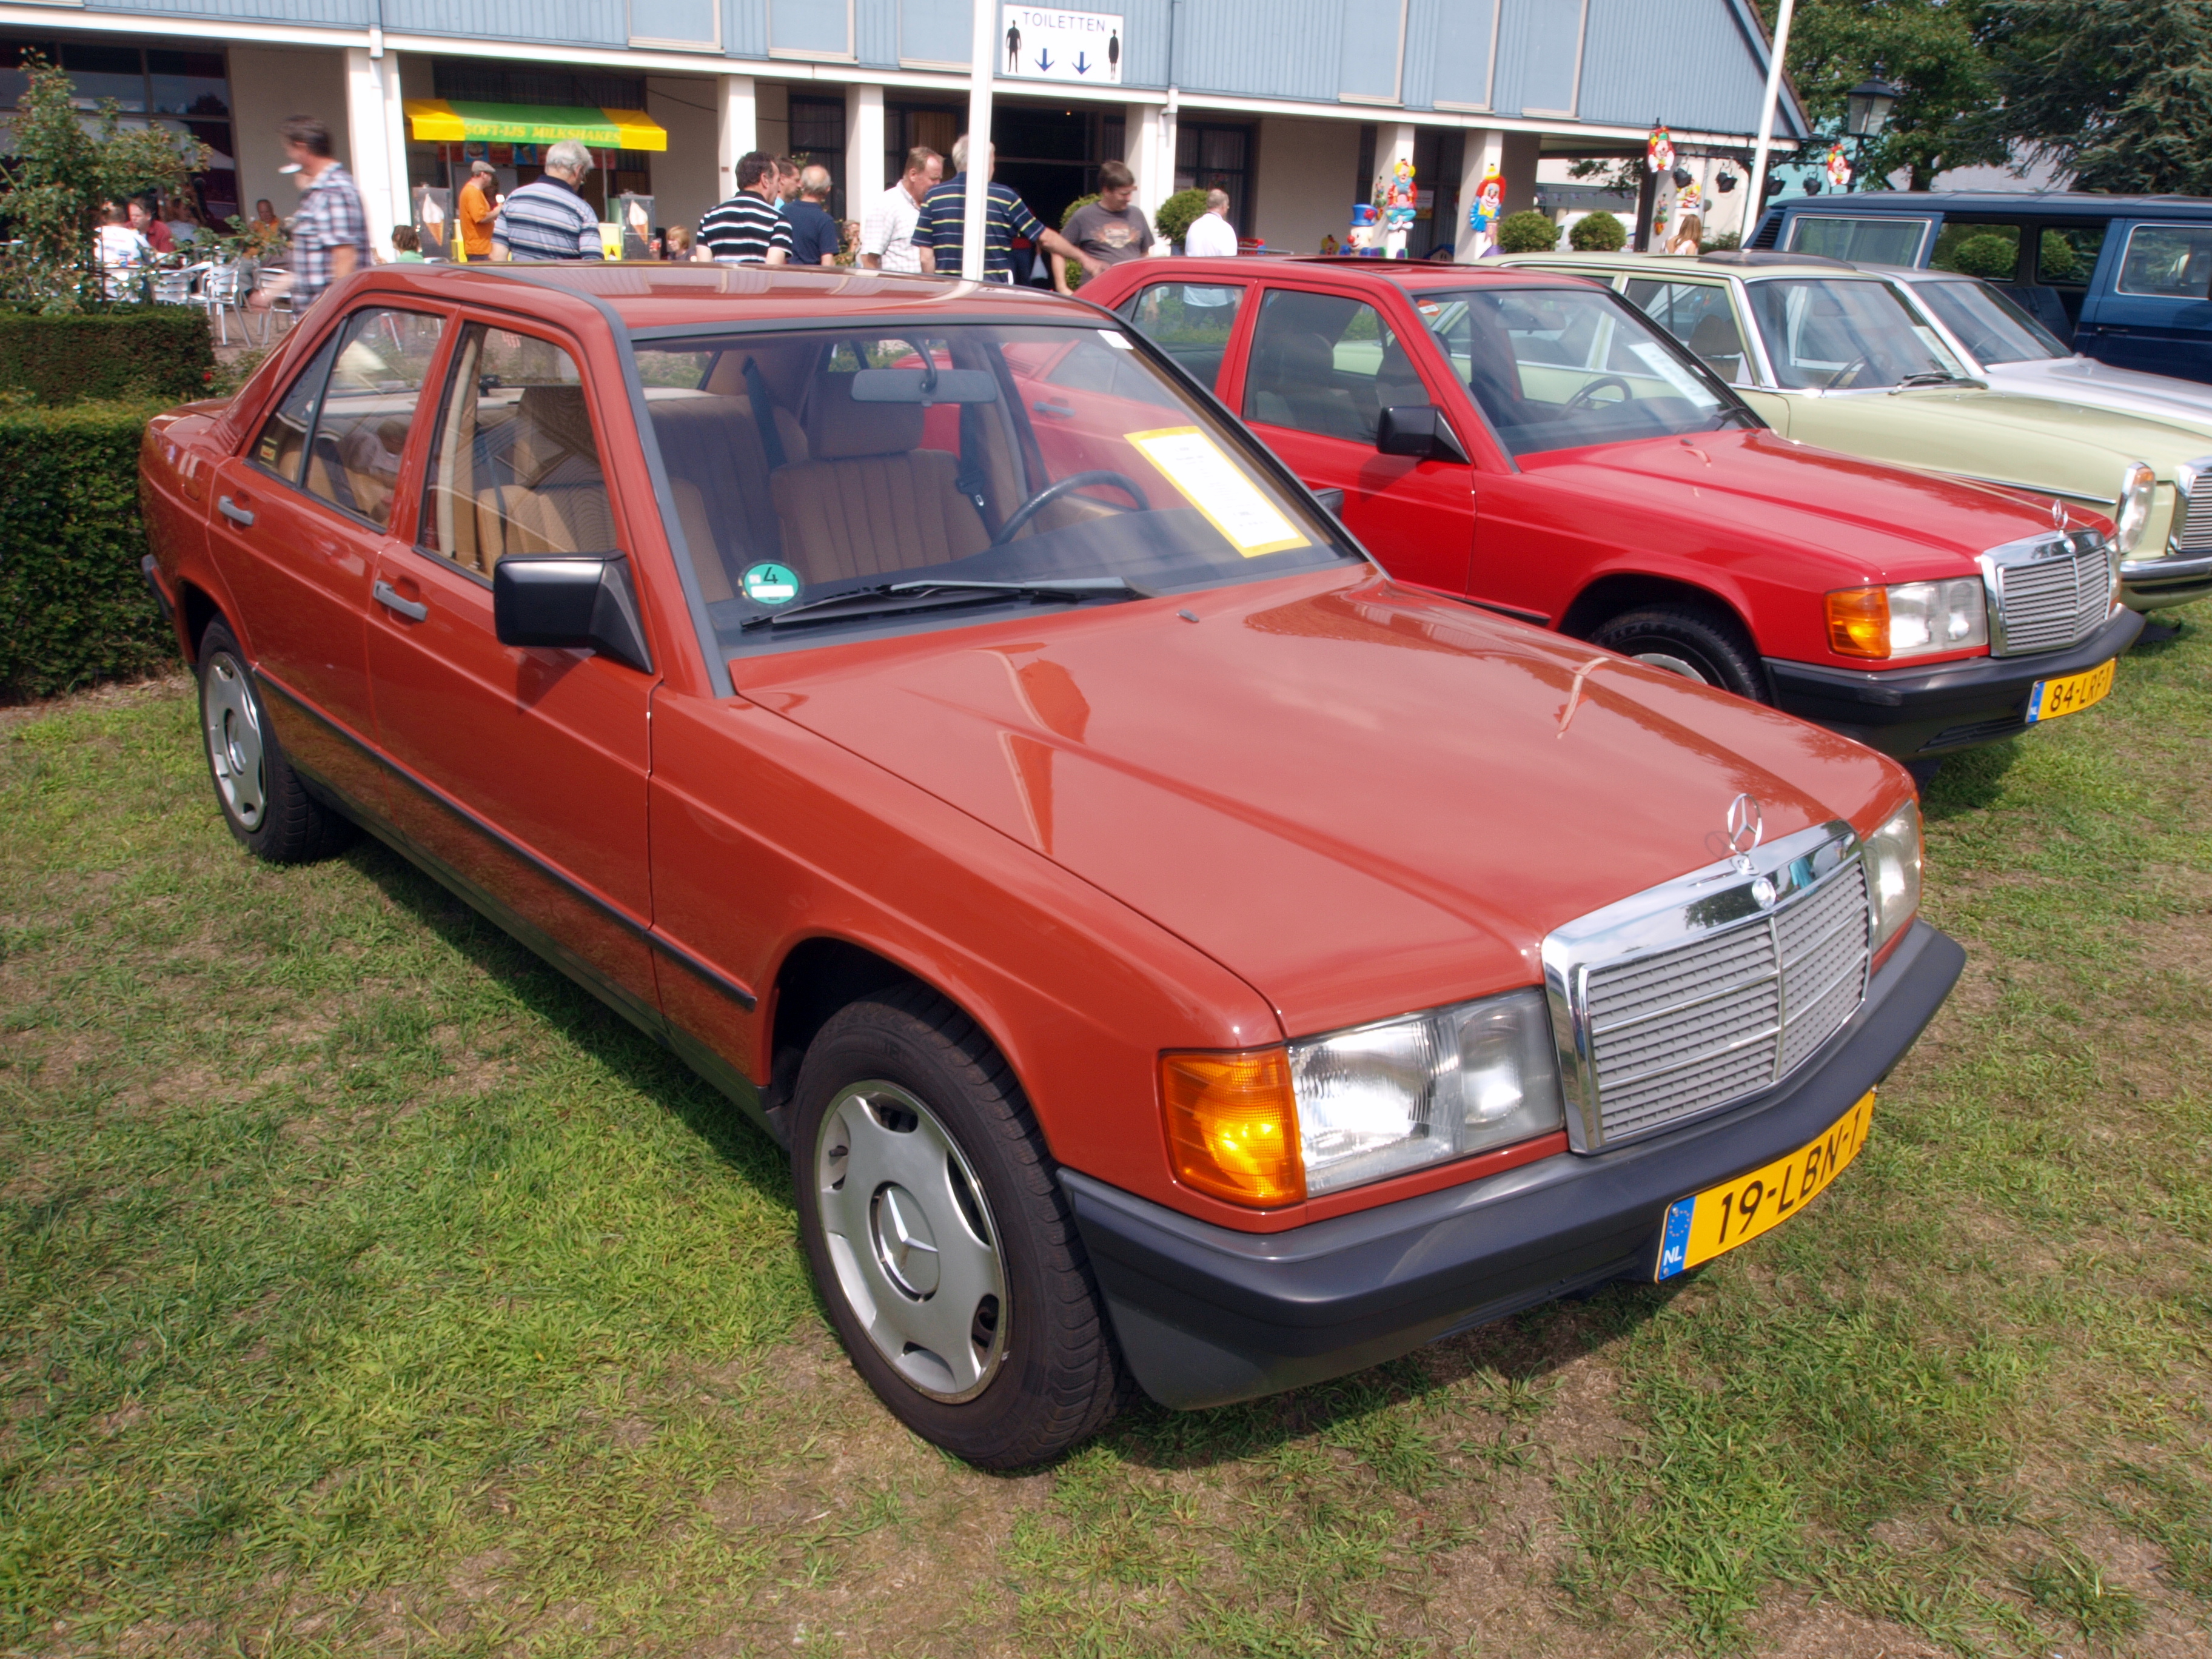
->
1035;48;1052;70
1074;52;1091;73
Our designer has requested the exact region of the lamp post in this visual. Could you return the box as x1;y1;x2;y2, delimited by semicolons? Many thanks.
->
1743;0;1796;234
1841;72;1900;190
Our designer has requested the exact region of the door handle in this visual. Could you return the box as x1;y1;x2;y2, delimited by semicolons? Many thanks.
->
217;494;254;526
1032;400;1074;418
373;580;429;622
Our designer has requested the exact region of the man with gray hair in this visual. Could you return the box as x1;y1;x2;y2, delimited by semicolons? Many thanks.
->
492;140;605;261
768;163;840;267
1182;188;1239;258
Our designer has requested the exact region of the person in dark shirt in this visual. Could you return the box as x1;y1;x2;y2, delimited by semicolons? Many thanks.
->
768;165;840;267
1054;159;1155;291
916;135;1099;285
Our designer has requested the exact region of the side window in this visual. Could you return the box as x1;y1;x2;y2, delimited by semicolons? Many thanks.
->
420;325;617;575
302;308;446;529
1930;221;2023;282
1121;281;1247;388
2037;224;2105;285
1623;280;1749;383
2116;225;2212;300
250;332;341;486
1785;214;1933;266
1242;288;1419;444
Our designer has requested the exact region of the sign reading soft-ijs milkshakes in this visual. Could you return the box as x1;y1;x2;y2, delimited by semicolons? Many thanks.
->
1000;7;1124;83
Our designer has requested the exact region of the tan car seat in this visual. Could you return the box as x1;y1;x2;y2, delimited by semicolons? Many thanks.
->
647;379;809;595
475;385;618;562
769;375;990;583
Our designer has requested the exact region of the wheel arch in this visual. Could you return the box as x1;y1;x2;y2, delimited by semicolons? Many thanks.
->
1558;571;1760;647
178;580;226;665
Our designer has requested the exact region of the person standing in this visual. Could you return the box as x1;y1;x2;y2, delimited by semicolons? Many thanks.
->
491;140;604;261
1053;160;1153;291
916;136;1100;285
768;164;839;267
458;158;498;260
96;202;151;300
859;145;942;272
699;152;788;264
1183;189;1239;258
270;116;369;312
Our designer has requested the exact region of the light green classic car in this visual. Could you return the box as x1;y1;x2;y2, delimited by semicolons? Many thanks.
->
1496;249;2212;612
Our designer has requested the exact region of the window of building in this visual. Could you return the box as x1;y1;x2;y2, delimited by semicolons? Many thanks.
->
1176;122;1253;243
0;38;236;223
788;94;847;221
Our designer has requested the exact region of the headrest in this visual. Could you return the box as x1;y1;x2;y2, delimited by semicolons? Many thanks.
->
512;384;596;475
1259;329;1335;383
1686;314;1739;351
806;373;923;459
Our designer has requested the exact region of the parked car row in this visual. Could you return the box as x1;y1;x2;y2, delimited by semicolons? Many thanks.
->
142;247;2179;1469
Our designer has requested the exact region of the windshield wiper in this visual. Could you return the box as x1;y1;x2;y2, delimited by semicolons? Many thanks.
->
1895;370;1977;387
740;576;1150;631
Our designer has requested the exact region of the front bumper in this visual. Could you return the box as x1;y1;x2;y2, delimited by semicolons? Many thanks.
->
2120;552;2212;613
1067;919;1963;1412
1763;609;2144;758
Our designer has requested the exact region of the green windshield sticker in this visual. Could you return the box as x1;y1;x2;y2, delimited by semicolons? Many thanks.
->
742;562;800;605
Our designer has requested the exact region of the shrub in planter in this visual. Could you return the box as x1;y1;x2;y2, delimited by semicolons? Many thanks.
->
1495;210;1560;253
0;400;170;700
1949;233;2020;281
1569;212;1628;252
1156;189;1210;250
0;307;216;406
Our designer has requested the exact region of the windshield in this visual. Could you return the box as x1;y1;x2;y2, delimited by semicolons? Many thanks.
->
635;323;1356;657
1909;278;2068;366
1412;286;1738;457
1745;278;1968;390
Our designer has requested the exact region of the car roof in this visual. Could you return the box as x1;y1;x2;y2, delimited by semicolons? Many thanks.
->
1768;190;2212;220
1154;255;1595;292
1494;250;1880;280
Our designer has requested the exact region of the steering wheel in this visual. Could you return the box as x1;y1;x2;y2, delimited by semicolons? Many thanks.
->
990;471;1151;546
1565;375;1635;411
1826;354;1873;390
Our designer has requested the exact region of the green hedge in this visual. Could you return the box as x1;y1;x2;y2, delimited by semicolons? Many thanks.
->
0;307;216;406
0;400;172;700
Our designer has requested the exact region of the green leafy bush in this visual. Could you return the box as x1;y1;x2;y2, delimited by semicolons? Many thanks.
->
1569;212;1628;252
1949;233;2020;281
1495;210;1560;253
0;400;172;700
0;307;216;406
2039;229;2083;283
1156;189;1210;249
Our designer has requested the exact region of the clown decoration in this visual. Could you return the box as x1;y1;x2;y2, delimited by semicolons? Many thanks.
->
1465;162;1504;257
1825;141;1853;191
1378;156;1417;258
1646;123;1675;178
1347;203;1381;256
1666;179;1704;255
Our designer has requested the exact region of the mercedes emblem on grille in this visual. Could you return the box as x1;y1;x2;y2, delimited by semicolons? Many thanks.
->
2051;497;2070;531
1726;792;1764;874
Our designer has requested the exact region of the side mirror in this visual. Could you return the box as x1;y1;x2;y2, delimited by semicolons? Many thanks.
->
1312;486;1346;518
1376;404;1468;464
493;555;652;672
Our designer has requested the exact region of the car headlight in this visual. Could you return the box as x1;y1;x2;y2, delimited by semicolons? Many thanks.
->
1825;578;1988;660
2114;461;2156;554
1863;799;1923;957
1161;990;1567;1206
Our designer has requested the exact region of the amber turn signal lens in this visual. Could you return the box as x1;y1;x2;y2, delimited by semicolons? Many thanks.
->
1159;1047;1305;1207
1825;586;1891;659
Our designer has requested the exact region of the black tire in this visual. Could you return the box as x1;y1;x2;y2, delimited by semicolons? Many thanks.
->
195;620;357;863
790;984;1127;1470
1587;603;1771;702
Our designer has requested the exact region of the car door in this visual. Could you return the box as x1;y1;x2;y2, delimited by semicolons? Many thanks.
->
1230;282;1475;594
204;318;397;809
365;317;662;1024
2086;221;2212;384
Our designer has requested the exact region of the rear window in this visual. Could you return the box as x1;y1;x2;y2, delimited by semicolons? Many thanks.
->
1785;214;1932;266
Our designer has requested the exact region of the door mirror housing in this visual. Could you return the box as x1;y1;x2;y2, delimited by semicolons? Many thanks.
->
492;555;652;672
1376;404;1468;464
1312;486;1346;518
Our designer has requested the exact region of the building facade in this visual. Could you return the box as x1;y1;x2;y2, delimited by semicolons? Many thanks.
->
0;0;1808;258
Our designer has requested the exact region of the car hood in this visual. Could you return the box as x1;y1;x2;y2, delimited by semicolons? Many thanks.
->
1875;383;2208;477
1985;358;2212;447
1518;426;2072;570
732;569;1901;1038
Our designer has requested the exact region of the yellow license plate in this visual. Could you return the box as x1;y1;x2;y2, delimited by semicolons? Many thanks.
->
2027;659;2116;725
1655;1092;1875;1280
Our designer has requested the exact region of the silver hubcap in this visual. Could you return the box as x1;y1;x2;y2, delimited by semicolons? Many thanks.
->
203;654;267;830
1633;650;1712;685
814;1082;1007;1403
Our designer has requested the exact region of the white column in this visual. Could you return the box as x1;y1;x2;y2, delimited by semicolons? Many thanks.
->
961;0;996;280
717;74;757;204
343;44;403;249
1128;101;1165;229
846;82;884;217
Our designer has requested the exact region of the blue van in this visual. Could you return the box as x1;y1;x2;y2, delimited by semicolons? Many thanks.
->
1751;193;2212;385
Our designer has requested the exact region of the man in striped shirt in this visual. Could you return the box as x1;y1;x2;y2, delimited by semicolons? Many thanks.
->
698;152;789;264
491;140;605;262
916;136;1099;284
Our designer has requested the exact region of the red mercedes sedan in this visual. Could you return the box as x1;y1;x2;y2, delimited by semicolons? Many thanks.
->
140;263;1958;1467
1084;257;2140;771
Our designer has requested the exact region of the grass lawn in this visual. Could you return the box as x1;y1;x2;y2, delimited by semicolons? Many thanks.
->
4;613;2210;1658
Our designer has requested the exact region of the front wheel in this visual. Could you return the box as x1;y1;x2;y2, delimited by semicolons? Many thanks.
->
1586;604;1771;703
791;986;1127;1469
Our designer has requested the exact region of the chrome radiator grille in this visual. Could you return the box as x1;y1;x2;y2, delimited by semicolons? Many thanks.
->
2175;480;2212;555
1544;824;1873;1151
1991;535;2112;655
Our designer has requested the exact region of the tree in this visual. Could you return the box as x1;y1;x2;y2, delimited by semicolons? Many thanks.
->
0;53;205;311
1978;0;2212;194
1754;0;2010;190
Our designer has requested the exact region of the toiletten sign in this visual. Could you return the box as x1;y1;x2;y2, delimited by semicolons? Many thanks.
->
1000;7;1124;83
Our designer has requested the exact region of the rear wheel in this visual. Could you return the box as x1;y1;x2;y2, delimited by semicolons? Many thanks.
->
1587;604;1771;703
196;620;357;863
791;985;1127;1470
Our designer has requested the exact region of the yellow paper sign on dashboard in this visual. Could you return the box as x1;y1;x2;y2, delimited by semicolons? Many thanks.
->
1126;426;1309;557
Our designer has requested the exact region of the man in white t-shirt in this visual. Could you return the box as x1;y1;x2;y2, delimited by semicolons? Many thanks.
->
1183;189;1238;258
860;146;943;273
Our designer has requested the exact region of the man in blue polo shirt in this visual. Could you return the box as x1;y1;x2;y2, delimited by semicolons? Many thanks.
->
916;136;1101;284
